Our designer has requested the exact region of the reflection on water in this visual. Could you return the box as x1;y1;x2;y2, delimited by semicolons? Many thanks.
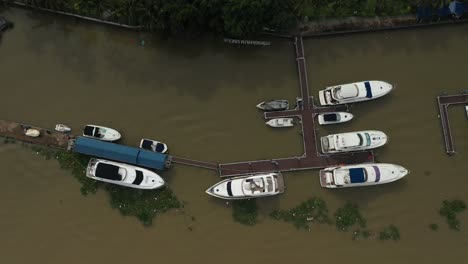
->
1;7;467;264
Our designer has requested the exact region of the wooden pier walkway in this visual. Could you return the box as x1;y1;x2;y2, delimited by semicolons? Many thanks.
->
218;36;374;177
171;156;219;170
437;93;468;155
0;120;72;149
0;35;375;177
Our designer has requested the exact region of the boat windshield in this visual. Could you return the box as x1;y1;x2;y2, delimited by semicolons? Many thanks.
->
132;170;144;185
155;143;165;153
357;134;364;146
266;177;274;192
364;133;372;146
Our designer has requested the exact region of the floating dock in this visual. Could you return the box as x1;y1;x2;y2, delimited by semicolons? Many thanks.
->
0;120;72;149
437;93;468;155
0;35;376;177
218;36;374;177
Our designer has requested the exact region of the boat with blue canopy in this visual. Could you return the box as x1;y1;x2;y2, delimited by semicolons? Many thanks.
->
319;163;408;188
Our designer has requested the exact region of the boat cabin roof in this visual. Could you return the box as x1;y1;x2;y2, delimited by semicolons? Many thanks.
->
83;125;95;136
141;139;153;150
95;163;123;181
349;168;367;183
332;81;373;100
323;113;338;122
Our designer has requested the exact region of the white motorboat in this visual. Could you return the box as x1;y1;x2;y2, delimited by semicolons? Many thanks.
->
55;124;71;133
321;130;387;154
319;163;409;188
205;172;285;200
25;128;40;137
318;112;353;125
319;81;392;105
265;118;294;128
86;158;165;189
83;125;121;142
139;139;168;154
465;105;468;118
256;100;289;111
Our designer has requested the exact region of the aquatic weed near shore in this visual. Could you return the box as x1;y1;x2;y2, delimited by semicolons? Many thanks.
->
439;199;466;231
232;199;258;226
378;225;400;241
22;146;181;226
270;197;330;229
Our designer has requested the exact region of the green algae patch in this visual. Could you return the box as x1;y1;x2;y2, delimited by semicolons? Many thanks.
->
26;148;180;226
429;223;439;231
232;199;258;226
378;225;400;241
270;197;331;229
334;203;366;232
439;199;466;231
106;185;180;226
54;151;98;195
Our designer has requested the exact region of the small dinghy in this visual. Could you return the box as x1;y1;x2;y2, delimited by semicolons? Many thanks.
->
318;112;353;125
266;118;294;128
139;139;168;154
55;124;71;133
320;163;409;188
465;105;468;118
206;172;285;200
256;100;289;111
25;128;40;137
83;125;121;142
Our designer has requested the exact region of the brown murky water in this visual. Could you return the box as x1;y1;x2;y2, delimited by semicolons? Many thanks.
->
1;8;467;264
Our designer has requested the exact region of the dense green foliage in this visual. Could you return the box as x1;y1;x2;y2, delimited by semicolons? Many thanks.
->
232;199;258;225
334;203;366;231
378;225;400;240
24;146;181;226
270;197;331;229
439;199;466;230
9;0;452;36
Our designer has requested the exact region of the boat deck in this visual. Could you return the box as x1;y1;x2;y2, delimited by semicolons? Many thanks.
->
437;93;468;155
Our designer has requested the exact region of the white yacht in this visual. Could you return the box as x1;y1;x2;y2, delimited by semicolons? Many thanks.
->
320;163;409;188
265;118;294;128
205;173;285;200
86;159;165;189
317;112;353;125
321;130;387;154
319;81;392;105
83;125;121;142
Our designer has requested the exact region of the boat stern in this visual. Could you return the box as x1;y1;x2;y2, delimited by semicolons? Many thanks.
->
318;90;329;106
319;169;334;188
274;173;286;193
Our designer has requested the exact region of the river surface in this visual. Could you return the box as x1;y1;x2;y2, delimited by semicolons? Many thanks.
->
1;8;467;264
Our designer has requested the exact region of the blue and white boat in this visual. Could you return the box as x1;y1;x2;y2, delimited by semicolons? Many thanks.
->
319;81;392;105
319;163;408;188
321;130;387;154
